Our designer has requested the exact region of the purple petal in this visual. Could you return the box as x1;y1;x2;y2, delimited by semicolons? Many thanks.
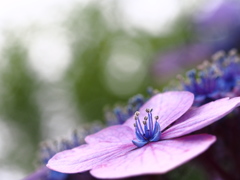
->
85;125;135;144
162;97;240;139
47;126;136;174
47;143;136;174
91;134;216;179
124;91;194;131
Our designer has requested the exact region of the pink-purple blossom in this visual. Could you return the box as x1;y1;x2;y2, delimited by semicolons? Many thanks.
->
47;91;240;179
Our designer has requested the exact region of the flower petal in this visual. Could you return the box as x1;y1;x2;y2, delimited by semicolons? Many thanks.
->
47;125;136;174
91;134;216;179
85;125;135;144
124;91;194;131
162;97;240;139
47;142;136;174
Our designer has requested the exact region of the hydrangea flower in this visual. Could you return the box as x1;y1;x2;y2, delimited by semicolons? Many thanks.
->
181;51;240;105
152;43;214;81
47;91;240;179
194;0;240;51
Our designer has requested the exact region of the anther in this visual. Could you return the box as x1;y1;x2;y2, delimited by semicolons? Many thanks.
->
212;51;225;61
143;121;147;125
146;108;150;113
176;74;184;81
144;116;148;120
135;111;140;116
229;49;237;56
155;116;159;120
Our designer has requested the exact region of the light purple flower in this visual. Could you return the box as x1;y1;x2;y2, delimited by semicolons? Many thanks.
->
47;91;240;179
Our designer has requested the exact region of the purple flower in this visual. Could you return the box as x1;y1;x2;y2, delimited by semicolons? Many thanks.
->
24;167;97;180
181;51;240;106
106;94;146;125
47;91;240;179
23;167;49;180
152;44;214;81
194;0;240;51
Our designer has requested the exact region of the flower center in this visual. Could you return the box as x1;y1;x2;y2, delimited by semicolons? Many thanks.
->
132;109;161;147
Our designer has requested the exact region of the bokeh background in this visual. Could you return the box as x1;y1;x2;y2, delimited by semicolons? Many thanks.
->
0;0;240;179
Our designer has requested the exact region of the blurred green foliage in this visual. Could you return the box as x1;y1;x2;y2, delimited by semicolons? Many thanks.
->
64;4;193;122
0;36;41;169
0;37;40;143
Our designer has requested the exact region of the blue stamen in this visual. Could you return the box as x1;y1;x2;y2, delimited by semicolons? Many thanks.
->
144;120;150;139
151;119;161;142
135;112;144;135
152;117;160;135
135;127;145;141
132;109;161;148
134;123;145;141
147;109;153;137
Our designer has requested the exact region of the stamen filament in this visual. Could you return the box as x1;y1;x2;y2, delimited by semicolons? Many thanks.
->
147;109;153;137
135;111;144;135
144;123;149;139
135;121;145;140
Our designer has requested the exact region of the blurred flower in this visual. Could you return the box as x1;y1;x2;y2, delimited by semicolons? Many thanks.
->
24;167;96;180
180;50;240;105
23;130;97;180
152;43;213;81
169;50;240;179
105;88;157;126
105;94;146;125
23;167;49;180
47;91;240;179
152;0;240;82
194;0;240;51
